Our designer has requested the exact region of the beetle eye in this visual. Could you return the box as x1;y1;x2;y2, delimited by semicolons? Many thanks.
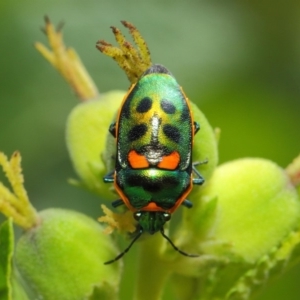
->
163;213;171;221
134;212;142;221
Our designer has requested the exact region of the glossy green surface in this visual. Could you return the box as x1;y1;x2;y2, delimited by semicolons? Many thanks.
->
113;66;196;236
116;67;193;171
117;168;190;210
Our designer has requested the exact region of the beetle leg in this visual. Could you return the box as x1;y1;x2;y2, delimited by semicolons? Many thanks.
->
112;199;125;208
193;159;208;167
103;171;115;183
109;122;117;137
182;199;193;208
194;121;200;135
160;228;199;258
192;161;207;185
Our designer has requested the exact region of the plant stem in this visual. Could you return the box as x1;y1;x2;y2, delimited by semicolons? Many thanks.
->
134;233;172;300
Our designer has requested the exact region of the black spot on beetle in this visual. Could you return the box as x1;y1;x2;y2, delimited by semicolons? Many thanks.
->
163;124;181;143
161;99;176;114
121;85;139;119
180;106;190;122
128;124;148;142
121;101;131;119
126;173;180;199
136;97;152;113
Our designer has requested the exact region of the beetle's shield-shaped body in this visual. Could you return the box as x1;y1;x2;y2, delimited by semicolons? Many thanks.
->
114;64;195;213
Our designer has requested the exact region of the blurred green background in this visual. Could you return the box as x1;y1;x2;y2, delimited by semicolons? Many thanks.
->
0;0;299;299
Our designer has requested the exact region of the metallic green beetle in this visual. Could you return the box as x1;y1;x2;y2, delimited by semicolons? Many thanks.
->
104;64;205;264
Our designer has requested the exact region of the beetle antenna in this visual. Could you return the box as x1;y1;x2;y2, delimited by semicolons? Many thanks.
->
104;228;144;264
160;228;199;258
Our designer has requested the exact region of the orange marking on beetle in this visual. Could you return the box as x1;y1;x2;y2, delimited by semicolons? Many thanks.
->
157;151;180;170
128;150;149;169
141;202;165;212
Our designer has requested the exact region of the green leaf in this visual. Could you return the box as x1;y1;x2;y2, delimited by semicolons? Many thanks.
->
0;219;29;300
0;219;13;300
11;273;30;300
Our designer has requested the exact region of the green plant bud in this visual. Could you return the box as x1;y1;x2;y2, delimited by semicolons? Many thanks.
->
66;91;126;197
15;208;121;300
190;102;219;182
172;158;300;299
201;158;300;262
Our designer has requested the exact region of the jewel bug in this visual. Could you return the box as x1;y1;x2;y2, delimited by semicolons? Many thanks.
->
104;64;205;264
